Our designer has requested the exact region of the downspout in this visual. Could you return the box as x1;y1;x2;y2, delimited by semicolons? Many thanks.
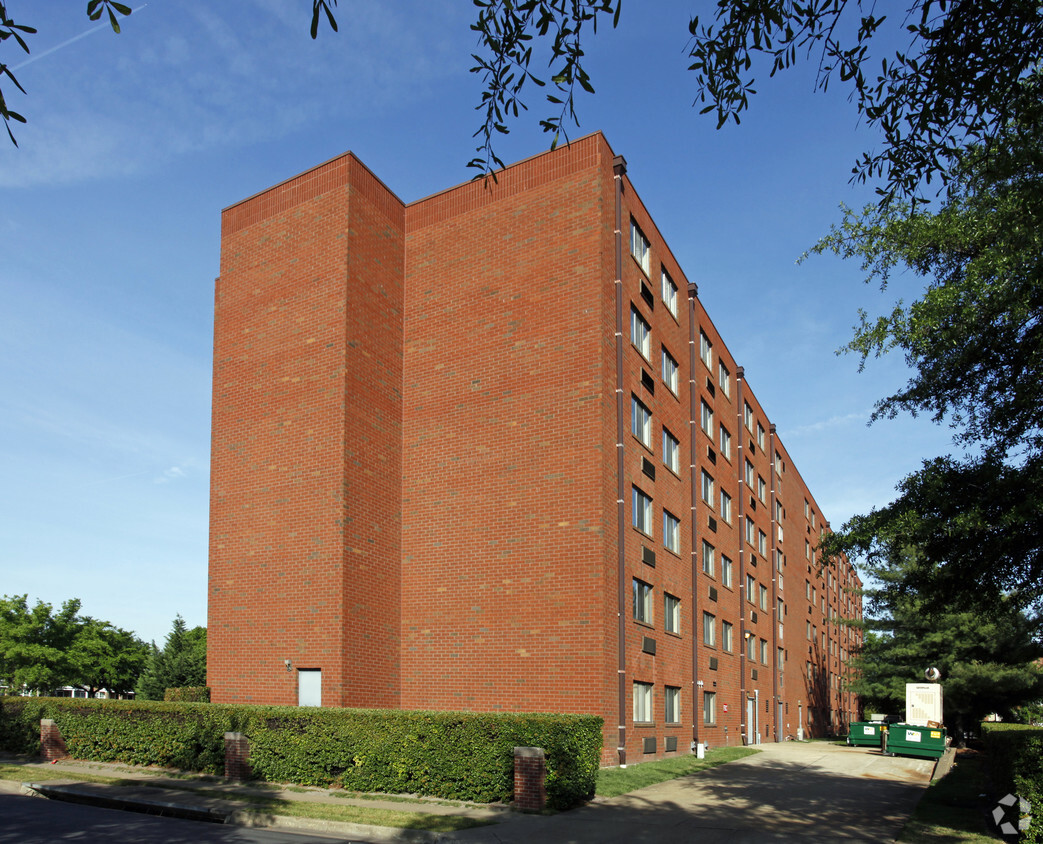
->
735;367;748;742
769;424;780;742
687;282;700;753
613;154;628;767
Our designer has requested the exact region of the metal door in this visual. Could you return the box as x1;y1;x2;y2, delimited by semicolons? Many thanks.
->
298;669;322;707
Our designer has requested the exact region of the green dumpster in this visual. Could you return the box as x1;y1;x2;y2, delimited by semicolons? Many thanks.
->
847;721;887;747
883;723;947;759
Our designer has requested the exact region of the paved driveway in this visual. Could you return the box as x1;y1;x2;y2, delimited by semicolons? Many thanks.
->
452;741;935;843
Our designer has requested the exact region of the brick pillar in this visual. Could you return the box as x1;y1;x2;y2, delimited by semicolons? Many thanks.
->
224;732;250;780
513;746;547;812
40;719;69;762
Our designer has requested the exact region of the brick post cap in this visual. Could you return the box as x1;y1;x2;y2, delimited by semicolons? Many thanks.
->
41;719;57;727
513;746;545;759
224;732;247;740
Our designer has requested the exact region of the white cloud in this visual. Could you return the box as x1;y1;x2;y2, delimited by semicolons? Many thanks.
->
0;1;474;188
782;411;870;439
155;464;188;484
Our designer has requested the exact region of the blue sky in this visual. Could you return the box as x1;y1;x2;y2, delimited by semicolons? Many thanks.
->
1;1;954;645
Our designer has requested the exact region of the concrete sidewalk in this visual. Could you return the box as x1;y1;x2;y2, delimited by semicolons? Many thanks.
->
454;741;937;843
2;741;938;843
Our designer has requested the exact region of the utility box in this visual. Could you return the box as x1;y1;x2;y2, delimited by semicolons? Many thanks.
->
884;723;947;759
906;683;943;726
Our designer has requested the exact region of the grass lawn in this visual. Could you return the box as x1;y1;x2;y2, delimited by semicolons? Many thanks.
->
596;746;759;798
898;750;999;843
230;796;493;832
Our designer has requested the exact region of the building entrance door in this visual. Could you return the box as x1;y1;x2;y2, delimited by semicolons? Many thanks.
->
298;669;322;707
746;696;756;745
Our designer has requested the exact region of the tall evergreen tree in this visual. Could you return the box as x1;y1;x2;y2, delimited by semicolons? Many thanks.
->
851;551;1043;745
135;615;207;700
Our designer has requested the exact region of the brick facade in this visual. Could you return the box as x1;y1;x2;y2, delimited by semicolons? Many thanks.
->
208;133;862;764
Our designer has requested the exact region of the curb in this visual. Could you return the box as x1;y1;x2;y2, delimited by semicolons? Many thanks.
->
16;781;480;842
21;782;229;824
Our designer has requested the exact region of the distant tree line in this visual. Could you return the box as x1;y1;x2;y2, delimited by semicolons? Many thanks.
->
0;594;205;700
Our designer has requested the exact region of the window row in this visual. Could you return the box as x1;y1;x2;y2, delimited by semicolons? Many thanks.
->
631;396;681;475
633;681;682;724
698;330;732;400
630;220;680;320
633;579;681;634
631;487;682;554
630;308;681;396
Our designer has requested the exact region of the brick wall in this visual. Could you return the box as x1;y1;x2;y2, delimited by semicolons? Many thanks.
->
207;132;861;758
209;153;404;707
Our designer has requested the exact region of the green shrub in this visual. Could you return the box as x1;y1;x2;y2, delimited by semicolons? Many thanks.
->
0;697;601;808
164;687;211;703
982;722;1043;842
242;708;601;809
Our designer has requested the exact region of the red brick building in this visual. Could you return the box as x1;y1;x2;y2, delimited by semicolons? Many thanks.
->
208;133;862;764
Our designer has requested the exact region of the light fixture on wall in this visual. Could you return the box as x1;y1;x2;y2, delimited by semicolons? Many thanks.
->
284;659;292;671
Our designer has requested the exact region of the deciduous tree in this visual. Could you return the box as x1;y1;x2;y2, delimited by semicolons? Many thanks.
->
815;85;1043;616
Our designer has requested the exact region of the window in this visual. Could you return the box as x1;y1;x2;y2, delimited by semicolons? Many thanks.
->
758;529;768;556
744;402;754;432
664;593;680;634
663;510;680;554
662;428;680;474
701;400;714;435
718;361;730;398
630;220;650;274
719;425;732;460
631;395;652;449
661;269;678;317
702;611;716;646
632;486;653;536
758;475;767;504
745;516;755;546
661;347;679;394
700;470;715;506
702;540;715;577
700;330;713;368
634;681;653;723
665;685;681;723
760;638;769;665
721;556;733;588
746;633;757;660
720;490;732;524
745;459;755;487
703;690;717;725
777;647;785;671
756;422;765;451
759;583;768;611
746;574;756;603
806;620;812;640
630;307;651;360
633;578;653;624
722;621;734;652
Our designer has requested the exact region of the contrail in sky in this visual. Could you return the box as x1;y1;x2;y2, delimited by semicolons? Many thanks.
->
12;4;148;71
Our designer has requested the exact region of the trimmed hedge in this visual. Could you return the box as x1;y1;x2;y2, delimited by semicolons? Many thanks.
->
0;697;601;809
982;722;1043;842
